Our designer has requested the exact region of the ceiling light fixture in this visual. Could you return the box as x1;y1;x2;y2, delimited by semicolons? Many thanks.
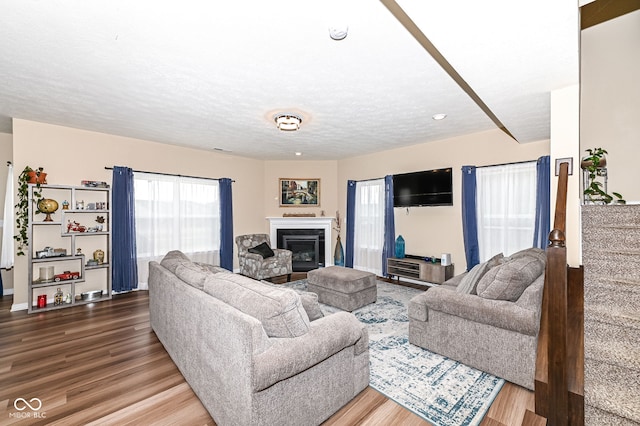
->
274;113;302;131
295;152;303;156
329;25;348;41
432;113;447;120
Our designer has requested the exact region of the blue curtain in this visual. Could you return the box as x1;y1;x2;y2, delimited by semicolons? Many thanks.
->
533;155;551;249
112;166;138;292
219;178;234;271
381;175;395;276
345;180;356;268
461;166;480;271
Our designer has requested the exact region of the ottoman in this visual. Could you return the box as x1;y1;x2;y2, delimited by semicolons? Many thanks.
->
307;266;377;311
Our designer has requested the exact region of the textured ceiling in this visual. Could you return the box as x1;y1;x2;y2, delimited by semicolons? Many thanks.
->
0;0;578;160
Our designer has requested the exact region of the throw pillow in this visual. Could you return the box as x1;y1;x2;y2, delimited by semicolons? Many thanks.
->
175;261;211;289
475;255;544;302
298;291;324;321
456;253;504;294
507;247;546;265
248;242;275;259
160;250;191;274
262;281;325;322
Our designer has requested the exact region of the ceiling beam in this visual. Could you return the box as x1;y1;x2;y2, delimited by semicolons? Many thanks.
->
380;0;518;142
581;0;640;29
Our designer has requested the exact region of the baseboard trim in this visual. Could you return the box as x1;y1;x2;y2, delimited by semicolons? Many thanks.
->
11;302;28;312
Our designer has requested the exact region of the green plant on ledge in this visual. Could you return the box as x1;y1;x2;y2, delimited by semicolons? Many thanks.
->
581;148;625;205
14;166;45;256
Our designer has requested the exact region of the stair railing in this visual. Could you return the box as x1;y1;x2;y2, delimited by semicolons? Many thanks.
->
529;161;584;426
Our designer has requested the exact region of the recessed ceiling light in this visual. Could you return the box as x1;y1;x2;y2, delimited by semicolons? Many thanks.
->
295;152;303;156
432;113;447;120
274;113;302;131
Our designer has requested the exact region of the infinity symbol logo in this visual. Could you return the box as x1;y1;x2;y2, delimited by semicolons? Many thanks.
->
14;397;42;411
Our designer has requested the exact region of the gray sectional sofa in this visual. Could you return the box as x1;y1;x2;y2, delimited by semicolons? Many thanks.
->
148;251;369;426
408;247;546;390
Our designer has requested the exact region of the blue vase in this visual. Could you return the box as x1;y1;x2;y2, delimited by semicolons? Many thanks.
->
395;235;405;258
334;235;345;266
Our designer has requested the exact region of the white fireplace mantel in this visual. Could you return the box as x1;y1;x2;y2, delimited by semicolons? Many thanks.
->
267;217;334;267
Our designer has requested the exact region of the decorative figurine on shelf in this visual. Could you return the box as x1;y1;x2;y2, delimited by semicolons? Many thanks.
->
67;220;87;233
54;288;64;306
76;200;85;210
62;200;69;210
93;249;105;265
94;216;105;232
76;248;82;255
37;198;59;222
65;293;72;304
37;294;47;308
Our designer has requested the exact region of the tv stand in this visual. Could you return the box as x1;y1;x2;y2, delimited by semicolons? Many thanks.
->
387;257;454;284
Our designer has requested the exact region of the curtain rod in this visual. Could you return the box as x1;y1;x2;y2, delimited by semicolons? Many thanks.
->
104;167;234;182
352;176;386;183
475;158;538;169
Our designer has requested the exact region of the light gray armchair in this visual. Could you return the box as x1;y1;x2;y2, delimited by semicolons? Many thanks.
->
235;234;292;282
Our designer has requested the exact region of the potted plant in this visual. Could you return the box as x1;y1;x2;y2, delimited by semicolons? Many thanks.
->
581;148;625;204
14;166;45;256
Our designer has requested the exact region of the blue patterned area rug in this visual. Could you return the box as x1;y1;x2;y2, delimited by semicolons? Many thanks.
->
284;279;504;426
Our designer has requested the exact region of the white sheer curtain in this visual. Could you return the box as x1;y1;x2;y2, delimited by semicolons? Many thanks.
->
476;161;537;261
1;164;14;269
134;173;220;288
353;179;385;275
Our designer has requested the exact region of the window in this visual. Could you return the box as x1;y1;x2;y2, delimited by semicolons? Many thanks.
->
476;162;536;261
134;173;220;287
353;179;385;275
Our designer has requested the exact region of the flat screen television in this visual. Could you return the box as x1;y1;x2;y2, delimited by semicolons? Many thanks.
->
393;168;453;207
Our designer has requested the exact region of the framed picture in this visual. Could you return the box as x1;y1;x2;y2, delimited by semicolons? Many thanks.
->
279;179;320;207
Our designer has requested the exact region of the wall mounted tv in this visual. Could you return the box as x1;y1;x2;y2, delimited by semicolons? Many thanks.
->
393;168;453;207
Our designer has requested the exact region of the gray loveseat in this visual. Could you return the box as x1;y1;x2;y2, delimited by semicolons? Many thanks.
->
149;251;369;426
408;247;546;390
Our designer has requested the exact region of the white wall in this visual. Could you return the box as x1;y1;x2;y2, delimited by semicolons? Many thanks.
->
581;10;640;203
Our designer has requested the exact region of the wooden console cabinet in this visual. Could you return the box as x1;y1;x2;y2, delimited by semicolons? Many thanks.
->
387;257;454;284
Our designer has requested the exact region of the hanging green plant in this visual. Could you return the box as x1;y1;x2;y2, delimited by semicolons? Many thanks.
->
14;166;45;256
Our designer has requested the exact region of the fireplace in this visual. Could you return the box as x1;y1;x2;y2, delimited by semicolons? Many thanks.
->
277;228;325;272
268;217;334;269
283;235;320;272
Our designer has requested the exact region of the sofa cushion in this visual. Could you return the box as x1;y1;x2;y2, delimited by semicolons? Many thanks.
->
160;250;191;274
195;262;230;274
175;261;212;289
204;273;311;338
456;253;504;295
248;242;275;259
476;255;544;302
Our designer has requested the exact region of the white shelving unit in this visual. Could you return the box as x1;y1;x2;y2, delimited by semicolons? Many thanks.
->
27;184;112;313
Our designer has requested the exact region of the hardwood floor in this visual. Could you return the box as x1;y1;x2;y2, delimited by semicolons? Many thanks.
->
0;280;533;425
